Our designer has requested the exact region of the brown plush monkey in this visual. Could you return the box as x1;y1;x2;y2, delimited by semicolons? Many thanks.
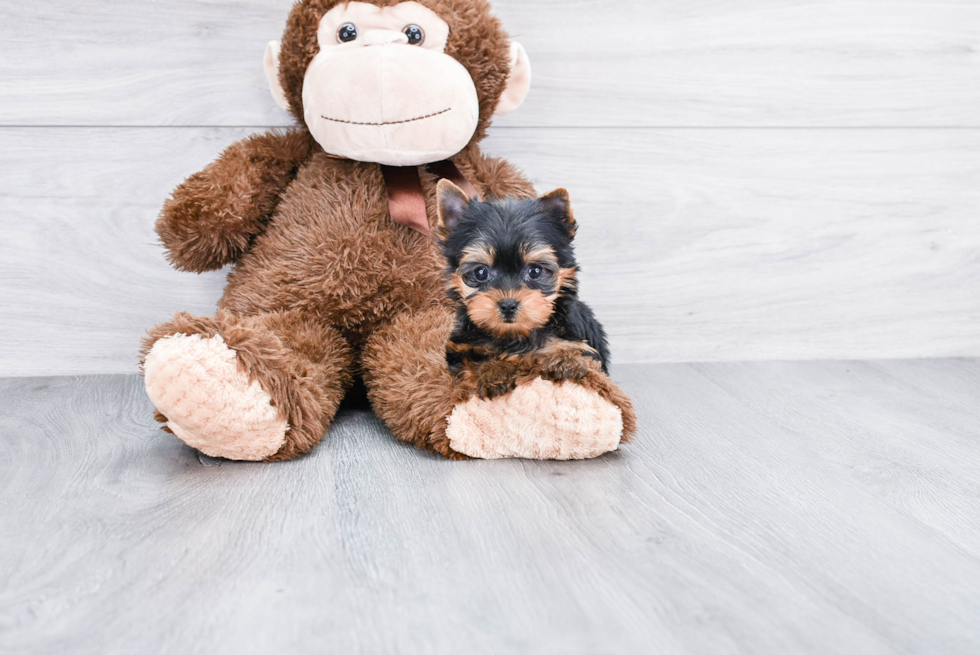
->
141;0;636;461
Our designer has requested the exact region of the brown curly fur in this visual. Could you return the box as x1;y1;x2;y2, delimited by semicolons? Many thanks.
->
143;0;637;460
142;309;354;460
157;131;317;273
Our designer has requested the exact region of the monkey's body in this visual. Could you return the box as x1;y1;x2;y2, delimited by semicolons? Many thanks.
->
221;152;448;337
141;0;636;462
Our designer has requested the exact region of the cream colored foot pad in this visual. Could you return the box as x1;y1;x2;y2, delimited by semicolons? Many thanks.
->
144;334;287;461
446;378;623;460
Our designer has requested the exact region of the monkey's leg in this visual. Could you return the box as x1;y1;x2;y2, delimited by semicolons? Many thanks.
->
362;307;636;460
361;307;468;458
141;310;353;461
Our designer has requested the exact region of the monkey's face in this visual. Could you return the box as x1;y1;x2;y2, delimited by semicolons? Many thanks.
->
303;2;478;165
267;0;531;167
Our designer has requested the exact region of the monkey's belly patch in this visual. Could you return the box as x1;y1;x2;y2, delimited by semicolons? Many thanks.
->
446;378;623;460
144;334;287;461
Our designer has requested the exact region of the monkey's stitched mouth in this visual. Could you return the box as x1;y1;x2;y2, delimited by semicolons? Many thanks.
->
321;108;452;127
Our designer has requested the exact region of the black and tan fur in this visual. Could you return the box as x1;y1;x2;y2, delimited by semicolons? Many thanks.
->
435;180;611;399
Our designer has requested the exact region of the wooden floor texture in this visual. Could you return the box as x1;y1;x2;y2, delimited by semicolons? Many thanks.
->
3;0;979;375
2;359;978;654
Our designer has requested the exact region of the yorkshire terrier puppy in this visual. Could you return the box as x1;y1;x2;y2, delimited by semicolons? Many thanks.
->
435;179;610;399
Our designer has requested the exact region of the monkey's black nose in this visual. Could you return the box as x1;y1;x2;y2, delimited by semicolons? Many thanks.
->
498;298;519;320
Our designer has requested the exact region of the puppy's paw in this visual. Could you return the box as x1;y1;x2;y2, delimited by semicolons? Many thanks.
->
472;359;521;400
539;354;590;383
534;343;596;383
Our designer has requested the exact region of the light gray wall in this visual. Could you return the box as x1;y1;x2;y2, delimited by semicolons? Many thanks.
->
1;0;978;376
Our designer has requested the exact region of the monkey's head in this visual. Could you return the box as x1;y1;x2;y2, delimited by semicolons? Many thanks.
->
265;0;531;166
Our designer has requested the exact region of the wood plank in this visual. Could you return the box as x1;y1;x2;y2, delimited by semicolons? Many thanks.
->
1;0;978;127
1;361;979;653
0;128;231;377
1;126;978;376
486;127;980;364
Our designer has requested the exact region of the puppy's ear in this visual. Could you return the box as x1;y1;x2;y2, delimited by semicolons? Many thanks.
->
539;188;576;239
436;179;470;241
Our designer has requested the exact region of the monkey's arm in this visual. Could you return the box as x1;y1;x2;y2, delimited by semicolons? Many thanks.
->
556;298;611;374
156;130;315;272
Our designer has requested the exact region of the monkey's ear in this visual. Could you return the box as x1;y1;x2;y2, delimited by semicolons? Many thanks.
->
436;179;470;240
539;188;576;239
264;41;290;112
494;42;532;116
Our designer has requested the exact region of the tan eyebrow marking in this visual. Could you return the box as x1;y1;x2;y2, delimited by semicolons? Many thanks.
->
460;244;495;267
523;245;559;268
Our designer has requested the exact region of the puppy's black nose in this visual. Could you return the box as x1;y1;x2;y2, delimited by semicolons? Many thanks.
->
498;298;519;320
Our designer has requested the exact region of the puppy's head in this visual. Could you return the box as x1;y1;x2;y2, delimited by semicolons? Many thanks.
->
435;180;579;338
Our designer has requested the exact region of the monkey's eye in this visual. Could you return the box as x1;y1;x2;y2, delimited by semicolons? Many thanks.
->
403;24;424;45
471;265;491;284
527;264;544;280
338;23;358;43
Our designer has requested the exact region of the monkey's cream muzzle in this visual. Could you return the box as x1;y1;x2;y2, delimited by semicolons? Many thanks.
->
301;39;480;166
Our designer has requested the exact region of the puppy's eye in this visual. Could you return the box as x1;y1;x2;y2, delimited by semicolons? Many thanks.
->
338;23;358;43
403;24;424;45
527;264;544;280
472;265;491;283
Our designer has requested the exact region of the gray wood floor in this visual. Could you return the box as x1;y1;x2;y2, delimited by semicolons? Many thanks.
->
2;360;979;654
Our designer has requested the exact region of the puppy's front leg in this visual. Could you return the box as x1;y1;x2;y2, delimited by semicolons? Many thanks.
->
469;357;523;400
447;342;519;399
446;340;469;374
529;340;601;383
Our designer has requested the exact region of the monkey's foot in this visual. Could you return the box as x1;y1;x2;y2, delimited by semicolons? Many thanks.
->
445;378;624;460
143;333;287;461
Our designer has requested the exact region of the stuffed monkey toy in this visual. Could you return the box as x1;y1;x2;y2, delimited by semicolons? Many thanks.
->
141;0;636;461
